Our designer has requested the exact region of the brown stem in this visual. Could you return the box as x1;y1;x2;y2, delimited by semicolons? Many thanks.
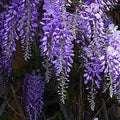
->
10;84;26;120
91;97;110;120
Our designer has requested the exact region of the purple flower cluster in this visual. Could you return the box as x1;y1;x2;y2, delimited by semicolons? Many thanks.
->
23;70;45;120
1;0;40;65
40;0;74;103
106;24;120;95
0;2;13;80
1;1;19;78
85;0;118;8
76;1;105;88
83;43;106;110
74;1;118;110
16;0;39;61
0;0;120;112
0;0;40;81
40;0;119;106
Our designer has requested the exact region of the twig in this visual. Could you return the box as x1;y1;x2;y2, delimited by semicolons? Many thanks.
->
7;102;21;116
46;115;56;120
91;97;110;120
7;101;29;120
0;85;24;118
101;98;109;120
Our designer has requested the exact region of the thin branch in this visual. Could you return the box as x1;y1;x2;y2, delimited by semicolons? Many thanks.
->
7;102;21;116
46;115;56;120
7;102;29;119
0;85;21;117
91;97;110;120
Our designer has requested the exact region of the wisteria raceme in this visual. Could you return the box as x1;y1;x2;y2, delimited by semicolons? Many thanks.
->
23;70;45;120
85;0;118;7
74;0;119;110
77;0;120;110
40;0;74;103
0;0;40;81
16;0;39;61
106;24;120;95
1;1;19;79
83;43;106;110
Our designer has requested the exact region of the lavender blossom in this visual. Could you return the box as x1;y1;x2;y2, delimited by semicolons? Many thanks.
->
77;1;119;110
85;0;118;8
23;70;45;120
106;24;120;95
16;0;39;61
1;1;19;79
0;0;40;82
40;0;74;103
76;1;108;110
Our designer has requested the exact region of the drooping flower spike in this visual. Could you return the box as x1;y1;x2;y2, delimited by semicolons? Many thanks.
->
23;70;45;120
40;0;74;103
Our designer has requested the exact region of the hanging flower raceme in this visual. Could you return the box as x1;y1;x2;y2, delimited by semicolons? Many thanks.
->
39;0;55;83
23;70;45;120
16;0;39;61
76;0;119;110
85;0;118;8
75;2;108;110
106;24;120;95
40;0;74;103
1;0;40;80
1;1;19;79
83;42;106;110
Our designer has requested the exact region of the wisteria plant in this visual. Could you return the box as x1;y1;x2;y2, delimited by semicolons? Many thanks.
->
0;0;120;119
